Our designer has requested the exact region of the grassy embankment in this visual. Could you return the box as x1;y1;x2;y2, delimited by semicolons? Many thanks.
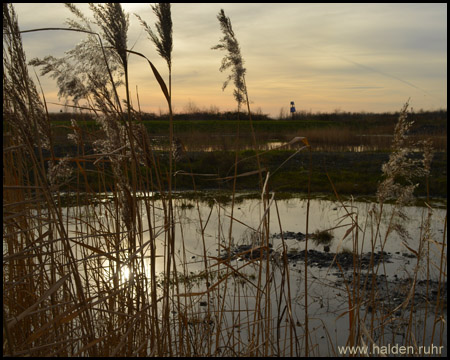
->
47;110;447;199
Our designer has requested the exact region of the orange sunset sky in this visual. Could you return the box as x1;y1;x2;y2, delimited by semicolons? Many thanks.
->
13;3;447;118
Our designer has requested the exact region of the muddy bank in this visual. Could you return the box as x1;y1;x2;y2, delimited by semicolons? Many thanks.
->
347;274;447;315
220;243;391;270
219;242;446;317
286;249;391;270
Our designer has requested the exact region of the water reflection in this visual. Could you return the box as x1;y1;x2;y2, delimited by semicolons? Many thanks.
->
120;265;130;282
63;195;447;280
149;137;391;152
56;193;446;355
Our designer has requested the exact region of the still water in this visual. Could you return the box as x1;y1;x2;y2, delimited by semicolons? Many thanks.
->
62;193;447;356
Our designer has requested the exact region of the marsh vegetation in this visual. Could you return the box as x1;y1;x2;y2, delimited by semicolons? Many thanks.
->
3;3;446;357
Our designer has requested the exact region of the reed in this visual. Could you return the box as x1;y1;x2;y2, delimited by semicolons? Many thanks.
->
3;3;446;357
212;9;272;355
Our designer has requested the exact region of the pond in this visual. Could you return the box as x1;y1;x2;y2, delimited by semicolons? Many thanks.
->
50;193;449;356
149;137;388;152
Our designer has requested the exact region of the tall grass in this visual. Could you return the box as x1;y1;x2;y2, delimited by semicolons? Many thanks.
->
3;3;446;357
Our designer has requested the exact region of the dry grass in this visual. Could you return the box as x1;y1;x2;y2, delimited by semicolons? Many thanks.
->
149;127;446;153
3;3;446;357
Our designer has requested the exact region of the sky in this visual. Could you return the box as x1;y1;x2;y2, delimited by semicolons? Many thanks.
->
12;3;447;118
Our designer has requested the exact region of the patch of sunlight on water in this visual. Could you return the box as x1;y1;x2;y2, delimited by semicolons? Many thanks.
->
121;265;130;282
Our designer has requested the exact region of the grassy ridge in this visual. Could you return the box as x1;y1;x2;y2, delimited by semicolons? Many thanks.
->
169;150;448;198
43;110;448;198
48;110;447;154
45;111;447;198
49;109;447;134
50;149;446;199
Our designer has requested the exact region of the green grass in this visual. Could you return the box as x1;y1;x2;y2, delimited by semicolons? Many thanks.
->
49;108;447;132
46;149;446;199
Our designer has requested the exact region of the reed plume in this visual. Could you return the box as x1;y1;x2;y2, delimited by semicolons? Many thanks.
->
3;3;51;151
212;9;247;108
29;3;124;110
212;8;268;193
376;100;427;206
135;3;172;74
89;3;129;68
